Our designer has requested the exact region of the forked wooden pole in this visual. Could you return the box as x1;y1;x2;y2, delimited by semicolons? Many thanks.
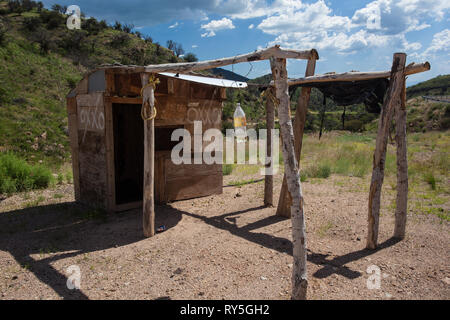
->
264;87;275;207
270;57;308;300
141;73;155;238
367;53;406;249
277;58;316;217
394;81;408;239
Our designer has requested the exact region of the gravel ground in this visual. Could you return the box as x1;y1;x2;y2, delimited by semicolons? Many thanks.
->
0;173;448;300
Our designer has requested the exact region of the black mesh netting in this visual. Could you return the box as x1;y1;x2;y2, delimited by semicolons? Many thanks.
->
290;78;390;113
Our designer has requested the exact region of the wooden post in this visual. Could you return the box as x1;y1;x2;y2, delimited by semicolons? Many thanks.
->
141;73;155;238
394;80;408;239
367;53;406;249
264;87;275;207
270;57;308;300
277;58;316;217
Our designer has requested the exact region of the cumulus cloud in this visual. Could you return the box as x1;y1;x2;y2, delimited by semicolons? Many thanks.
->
248;24;254;29
412;29;450;59
256;0;447;53
201;17;235;37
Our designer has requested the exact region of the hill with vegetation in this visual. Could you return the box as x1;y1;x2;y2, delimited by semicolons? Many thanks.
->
407;74;450;99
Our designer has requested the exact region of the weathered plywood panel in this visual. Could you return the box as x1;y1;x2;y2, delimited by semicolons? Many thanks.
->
78;131;107;206
165;170;222;201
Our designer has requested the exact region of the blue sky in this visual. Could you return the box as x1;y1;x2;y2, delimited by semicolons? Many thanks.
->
43;0;449;85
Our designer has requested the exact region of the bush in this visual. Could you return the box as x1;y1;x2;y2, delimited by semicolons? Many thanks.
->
184;52;198;62
223;164;233;176
303;163;331;179
0;153;52;195
423;172;436;190
109;33;129;48
23;16;41;32
345;119;365;132
40;10;64;30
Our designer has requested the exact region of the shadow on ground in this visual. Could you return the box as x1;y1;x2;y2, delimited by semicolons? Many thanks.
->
0;201;401;299
0;202;182;299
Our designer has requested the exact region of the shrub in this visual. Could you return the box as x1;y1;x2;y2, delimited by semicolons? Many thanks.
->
345;119;365;132
40;10;64;30
223;164;233;176
0;153;52;195
109;33;130;48
303;163;331;179
184;52;198;62
23;16;41;32
423;172;436;190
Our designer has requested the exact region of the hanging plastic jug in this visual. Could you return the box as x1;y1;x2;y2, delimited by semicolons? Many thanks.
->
234;103;247;143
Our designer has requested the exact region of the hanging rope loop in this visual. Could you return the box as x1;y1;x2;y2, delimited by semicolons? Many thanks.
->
261;87;279;108
141;74;160;121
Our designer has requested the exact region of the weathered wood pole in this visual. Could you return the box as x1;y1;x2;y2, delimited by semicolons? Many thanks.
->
141;73;156;237
277;58;316;217
367;53;406;249
264;87;275;207
270;57;308;300
394;81;408;239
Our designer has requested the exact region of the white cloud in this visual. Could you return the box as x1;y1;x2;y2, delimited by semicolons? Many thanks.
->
412;29;450;59
254;0;447;53
201;17;235;37
169;22;179;29
192;45;198;48
248;24;254;29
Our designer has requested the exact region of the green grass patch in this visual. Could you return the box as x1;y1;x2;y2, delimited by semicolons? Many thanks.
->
0;152;52;195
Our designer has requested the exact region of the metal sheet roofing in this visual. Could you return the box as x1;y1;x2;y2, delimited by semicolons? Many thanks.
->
159;72;247;88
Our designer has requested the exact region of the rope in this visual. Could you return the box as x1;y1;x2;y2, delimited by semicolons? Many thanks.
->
261;88;279;108
141;74;160;121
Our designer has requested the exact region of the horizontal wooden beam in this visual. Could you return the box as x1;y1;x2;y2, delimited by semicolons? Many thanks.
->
284;62;430;86
99;46;319;74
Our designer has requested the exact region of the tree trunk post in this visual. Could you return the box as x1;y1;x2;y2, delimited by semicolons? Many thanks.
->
277;58;316;218
264;87;275;207
141;73;156;238
270;57;308;300
394;80;408;239
367;53;406;249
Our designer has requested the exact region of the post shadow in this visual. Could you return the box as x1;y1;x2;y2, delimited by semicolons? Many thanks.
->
0;202;182;300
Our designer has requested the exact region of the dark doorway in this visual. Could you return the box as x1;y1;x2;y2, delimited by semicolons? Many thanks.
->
112;103;184;205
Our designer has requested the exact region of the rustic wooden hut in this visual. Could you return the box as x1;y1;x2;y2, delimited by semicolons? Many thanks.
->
66;67;246;212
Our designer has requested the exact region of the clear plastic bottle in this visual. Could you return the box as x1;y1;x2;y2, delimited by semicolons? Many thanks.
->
233;103;247;143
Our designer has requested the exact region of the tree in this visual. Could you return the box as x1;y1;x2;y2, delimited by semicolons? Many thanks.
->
183;52;198;62
174;43;184;57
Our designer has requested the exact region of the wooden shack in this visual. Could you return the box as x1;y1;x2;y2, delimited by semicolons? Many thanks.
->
66;67;245;212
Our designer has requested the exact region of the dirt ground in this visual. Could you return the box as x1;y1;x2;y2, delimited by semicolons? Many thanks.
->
0;172;448;300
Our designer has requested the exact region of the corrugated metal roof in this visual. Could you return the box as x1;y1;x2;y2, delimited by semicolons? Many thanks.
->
159;72;247;88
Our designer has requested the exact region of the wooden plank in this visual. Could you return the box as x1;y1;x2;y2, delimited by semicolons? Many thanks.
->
271;57;307;300
394;81;408;239
77;131;107;207
104;99;116;212
67;97;80;201
264;87;275;207
286;61;430;86
367;53;407;250
141;73;156;238
164;171;222;201
100;46;319;74
277;58;316;217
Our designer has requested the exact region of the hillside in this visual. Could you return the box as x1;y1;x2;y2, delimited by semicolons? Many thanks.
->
407;74;450;99
0;0;187;167
0;0;449;169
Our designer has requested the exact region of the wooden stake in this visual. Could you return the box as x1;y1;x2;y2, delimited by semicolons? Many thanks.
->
270;57;308;300
277;58;316;218
394;81;408;239
141;73;155;238
264;87;275;207
367;53;406;249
